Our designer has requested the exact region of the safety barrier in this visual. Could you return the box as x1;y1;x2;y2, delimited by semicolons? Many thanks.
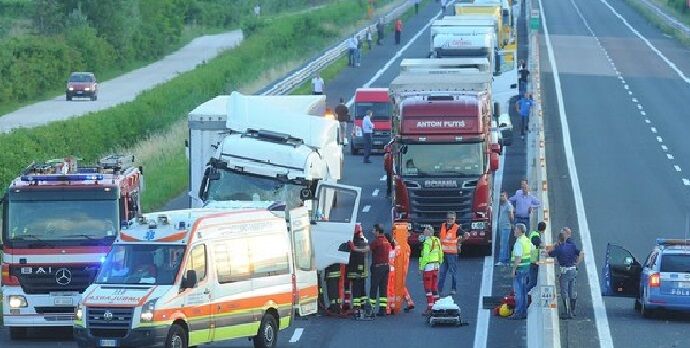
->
261;0;414;96
525;0;561;346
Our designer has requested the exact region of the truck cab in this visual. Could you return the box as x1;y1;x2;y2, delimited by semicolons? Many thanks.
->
349;88;393;155
1;155;142;339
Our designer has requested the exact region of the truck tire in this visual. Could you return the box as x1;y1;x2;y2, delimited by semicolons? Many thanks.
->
9;327;28;340
253;313;278;348
165;323;188;348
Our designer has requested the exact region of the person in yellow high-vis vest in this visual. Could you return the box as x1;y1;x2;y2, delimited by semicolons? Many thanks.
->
510;223;531;319
527;221;546;293
438;211;470;296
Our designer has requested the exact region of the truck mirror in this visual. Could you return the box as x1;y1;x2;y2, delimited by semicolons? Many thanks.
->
490;152;499;172
181;270;198;290
490;143;501;154
401;145;408;155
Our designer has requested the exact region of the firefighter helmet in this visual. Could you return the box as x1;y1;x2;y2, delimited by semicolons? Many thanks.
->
499;303;513;317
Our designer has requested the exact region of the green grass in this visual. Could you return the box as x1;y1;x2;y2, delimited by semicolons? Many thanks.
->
623;0;690;46
140;144;188;212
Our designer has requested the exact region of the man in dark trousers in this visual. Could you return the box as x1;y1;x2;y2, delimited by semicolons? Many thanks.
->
376;18;385;45
394;18;403;45
334;98;349;145
369;224;392;316
515;92;534;139
347;229;370;319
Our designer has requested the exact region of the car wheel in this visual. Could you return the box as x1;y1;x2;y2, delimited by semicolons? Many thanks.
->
253;313;278;348
9;327;28;340
165;323;188;348
640;296;655;319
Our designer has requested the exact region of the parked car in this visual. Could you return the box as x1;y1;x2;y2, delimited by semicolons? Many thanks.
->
66;72;97;101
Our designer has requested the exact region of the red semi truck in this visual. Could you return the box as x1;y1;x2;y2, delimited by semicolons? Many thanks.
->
349;88;393;155
385;59;500;254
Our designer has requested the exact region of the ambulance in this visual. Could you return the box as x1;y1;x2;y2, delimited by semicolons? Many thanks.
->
73;191;360;348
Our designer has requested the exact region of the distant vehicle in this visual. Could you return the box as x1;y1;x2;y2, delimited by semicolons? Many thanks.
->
349;88;392;155
66;72;98;101
602;239;690;318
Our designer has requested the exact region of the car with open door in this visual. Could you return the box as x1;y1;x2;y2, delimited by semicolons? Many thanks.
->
601;239;690;318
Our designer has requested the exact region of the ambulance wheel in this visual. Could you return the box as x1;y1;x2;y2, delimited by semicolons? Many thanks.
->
9;327;28;340
254;314;278;348
165;323;188;348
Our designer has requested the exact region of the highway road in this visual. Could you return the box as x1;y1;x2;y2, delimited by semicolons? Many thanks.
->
0;1;538;347
539;0;690;346
0;30;243;133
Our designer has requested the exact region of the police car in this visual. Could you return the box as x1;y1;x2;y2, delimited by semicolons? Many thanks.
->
601;239;690;318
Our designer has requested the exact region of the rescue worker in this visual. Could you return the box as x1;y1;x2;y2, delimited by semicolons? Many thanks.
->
419;226;443;316
325;263;343;314
438;211;470;296
369;224;392;316
392;224;415;312
510;223;531;320
347;228;370;319
527;221;547;293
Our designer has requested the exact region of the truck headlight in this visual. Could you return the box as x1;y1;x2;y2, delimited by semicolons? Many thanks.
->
84;87;91;91
8;295;27;308
471;222;486;230
68;87;74;91
140;300;156;322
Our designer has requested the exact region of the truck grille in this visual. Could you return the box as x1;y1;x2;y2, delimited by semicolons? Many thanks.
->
12;264;100;295
406;179;477;232
87;307;133;338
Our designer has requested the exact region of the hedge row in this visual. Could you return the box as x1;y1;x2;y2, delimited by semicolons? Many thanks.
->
0;0;389;190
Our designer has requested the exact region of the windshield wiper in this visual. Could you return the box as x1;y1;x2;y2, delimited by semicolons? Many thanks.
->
12;234;52;247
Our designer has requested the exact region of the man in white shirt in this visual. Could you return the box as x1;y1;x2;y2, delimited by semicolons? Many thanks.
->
362;109;375;163
347;36;358;67
311;73;324;95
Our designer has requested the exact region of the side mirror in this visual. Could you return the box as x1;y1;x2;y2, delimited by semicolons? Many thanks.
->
510;83;517;89
181;270;198;290
490;152;499;172
401;145;408;155
490;143;501;154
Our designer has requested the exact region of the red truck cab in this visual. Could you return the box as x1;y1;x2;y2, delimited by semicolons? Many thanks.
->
349;88;392;155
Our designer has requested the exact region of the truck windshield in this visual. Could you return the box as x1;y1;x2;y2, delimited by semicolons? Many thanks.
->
96;244;185;285
6;198;118;246
354;102;391;121
206;170;307;209
401;142;485;176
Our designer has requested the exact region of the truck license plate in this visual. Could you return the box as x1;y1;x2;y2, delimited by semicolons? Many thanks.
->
99;339;118;347
54;297;73;306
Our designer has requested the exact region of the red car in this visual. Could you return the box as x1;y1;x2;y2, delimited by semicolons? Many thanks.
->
66;72;97;101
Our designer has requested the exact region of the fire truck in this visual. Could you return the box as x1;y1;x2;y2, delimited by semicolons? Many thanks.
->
1;155;143;339
385;59;500;255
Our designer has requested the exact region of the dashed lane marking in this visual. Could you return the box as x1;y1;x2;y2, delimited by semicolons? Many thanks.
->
289;328;304;343
675;165;682;172
651;127;657;133
657;136;663;143
684;179;690;186
380;175;386;181
372;189;379;197
662;145;668;151
667;154;675;160
362;205;371;213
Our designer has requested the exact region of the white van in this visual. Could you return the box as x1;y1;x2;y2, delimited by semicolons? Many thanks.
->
73;204;328;348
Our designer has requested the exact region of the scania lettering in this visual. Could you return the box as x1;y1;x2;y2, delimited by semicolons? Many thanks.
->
1;155;142;340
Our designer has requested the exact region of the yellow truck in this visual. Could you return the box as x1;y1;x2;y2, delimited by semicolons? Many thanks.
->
455;1;513;47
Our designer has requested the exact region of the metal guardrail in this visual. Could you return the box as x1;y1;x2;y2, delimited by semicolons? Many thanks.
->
261;1;414;96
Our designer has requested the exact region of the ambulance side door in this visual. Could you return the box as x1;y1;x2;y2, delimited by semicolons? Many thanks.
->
181;243;213;345
288;207;318;316
311;183;362;270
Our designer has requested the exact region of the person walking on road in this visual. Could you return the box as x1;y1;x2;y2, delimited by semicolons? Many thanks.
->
441;0;448;14
366;27;373;50
414;0;421;14
355;35;362;67
347;229;370;319
335;98;349;145
518;60;530;95
496;191;515;266
311;73;324;95
419;226;443;316
547;228;584;319
369;224;392;316
527;221;546;293
437;211;470;296
510;223;531;320
509;179;540;230
515;92;534;139
347;35;358;67
394;18;403;45
362;109;375;163
376;18;385;45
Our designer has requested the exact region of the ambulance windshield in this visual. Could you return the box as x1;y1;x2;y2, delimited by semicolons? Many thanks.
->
96;244;186;285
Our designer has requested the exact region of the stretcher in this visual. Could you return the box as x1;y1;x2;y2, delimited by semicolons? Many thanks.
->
427;297;470;327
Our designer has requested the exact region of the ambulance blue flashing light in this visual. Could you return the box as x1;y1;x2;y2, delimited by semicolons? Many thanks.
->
20;174;105;182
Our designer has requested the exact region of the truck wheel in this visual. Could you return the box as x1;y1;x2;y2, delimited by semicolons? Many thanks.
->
9;327;28;340
253;314;278;348
165;323;188;348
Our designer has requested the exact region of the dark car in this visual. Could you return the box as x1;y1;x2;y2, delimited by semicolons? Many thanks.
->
66;72;98;101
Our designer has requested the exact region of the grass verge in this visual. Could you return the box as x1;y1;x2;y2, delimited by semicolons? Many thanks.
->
623;0;690;46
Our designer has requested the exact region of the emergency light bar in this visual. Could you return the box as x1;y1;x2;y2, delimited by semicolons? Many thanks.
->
656;238;690;247
20;174;104;182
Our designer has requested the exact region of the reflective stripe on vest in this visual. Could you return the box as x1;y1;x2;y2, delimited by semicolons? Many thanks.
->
511;235;532;266
529;231;540;262
440;223;459;254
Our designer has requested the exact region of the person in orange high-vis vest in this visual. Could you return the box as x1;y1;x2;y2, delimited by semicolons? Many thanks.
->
386;233;397;314
438;211;470;296
393;223;415;312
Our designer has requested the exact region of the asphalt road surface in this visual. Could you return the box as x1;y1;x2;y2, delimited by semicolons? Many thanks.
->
0;30;243;133
539;0;690;347
0;1;537;347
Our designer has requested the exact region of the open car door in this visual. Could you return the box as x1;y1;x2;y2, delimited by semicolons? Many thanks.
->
311;183;361;270
288;206;319;316
601;243;642;297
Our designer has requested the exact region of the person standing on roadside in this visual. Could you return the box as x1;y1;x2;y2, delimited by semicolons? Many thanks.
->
376;18;385;45
527;221;546;293
518;59;530;95
510;223;531;320
362;109;374;163
366;27;373;50
394;18;403;45
414;0;421;14
347;229;370;319
515;92;534;139
311;73;324;95
419;226;443;316
347;35;357;67
369;224;392;316
509;179;541;229
335;98;349;144
547;229;584;319
254;3;261;17
441;0;448;14
437;211;470;296
496;191;515;266
355;34;362;67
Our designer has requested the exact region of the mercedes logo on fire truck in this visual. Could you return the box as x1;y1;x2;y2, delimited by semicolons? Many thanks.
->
103;310;114;321
55;268;72;286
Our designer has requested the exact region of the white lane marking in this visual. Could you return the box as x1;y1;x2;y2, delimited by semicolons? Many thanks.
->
651;127;657;133
289;328;304;343
628;91;633;95
632;98;638;103
662;145;668;151
667;154;675;160
541;0;615;346
346;9;442;107
657;136;664;143
372;189;379;197
380;175;386;181
684;179;690;186
645;119;651;123
596;0;690;84
362;205;371;213
675;165;682;172
473;154;504;348
641;110;646;116
624;84;629;90
637;104;643;110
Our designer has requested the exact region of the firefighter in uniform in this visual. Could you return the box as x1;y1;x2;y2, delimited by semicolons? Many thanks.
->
347;228;370;319
325;263;344;314
369;224;392;316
